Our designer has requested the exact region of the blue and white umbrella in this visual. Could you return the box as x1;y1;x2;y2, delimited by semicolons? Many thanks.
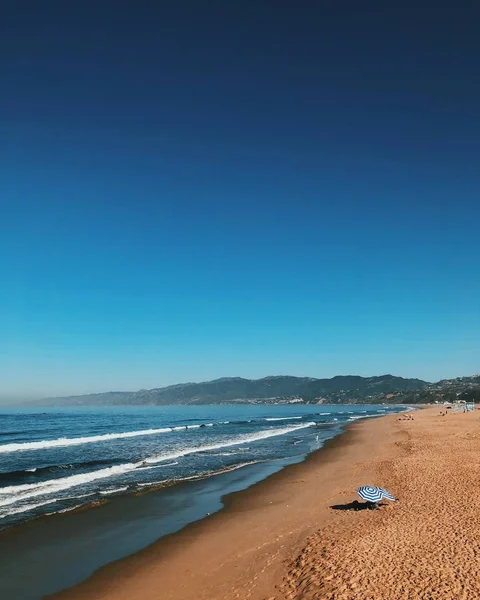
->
357;485;396;503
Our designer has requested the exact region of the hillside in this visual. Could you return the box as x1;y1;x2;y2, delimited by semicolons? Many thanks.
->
35;374;430;406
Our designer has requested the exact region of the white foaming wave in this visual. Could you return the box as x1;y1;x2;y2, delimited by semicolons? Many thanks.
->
0;498;60;519
144;422;316;465
208;447;251;456
0;428;172;454
170;425;202;431
0;491;96;519
0;423;315;509
38;504;89;517
99;487;129;496
136;462;179;471
167;424;214;432
137;481;166;488
0;462;138;507
208;451;245;456
55;504;85;515
264;416;302;421
348;415;378;421
0;421;230;454
69;492;97;500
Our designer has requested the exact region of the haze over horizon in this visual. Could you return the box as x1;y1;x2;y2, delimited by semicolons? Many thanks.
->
2;2;479;399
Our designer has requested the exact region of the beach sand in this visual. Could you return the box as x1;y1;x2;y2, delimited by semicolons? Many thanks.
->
51;407;480;600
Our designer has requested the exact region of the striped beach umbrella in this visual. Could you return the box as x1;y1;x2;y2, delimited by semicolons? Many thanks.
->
357;485;396;503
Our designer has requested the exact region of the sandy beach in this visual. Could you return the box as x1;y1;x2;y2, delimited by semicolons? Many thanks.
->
51;407;480;600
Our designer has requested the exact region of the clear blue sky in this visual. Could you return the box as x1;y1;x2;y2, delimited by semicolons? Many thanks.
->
1;2;479;398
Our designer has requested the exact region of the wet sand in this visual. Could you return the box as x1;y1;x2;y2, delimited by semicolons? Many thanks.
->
51;407;480;600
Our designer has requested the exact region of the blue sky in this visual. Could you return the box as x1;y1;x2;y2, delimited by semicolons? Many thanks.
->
1;2;479;397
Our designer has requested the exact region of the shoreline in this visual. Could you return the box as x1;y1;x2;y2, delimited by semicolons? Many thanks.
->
2;408;376;600
50;406;480;599
50;410;407;600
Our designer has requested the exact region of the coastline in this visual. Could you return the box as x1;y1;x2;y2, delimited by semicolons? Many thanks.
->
49;409;410;600
50;406;480;599
3;407;406;600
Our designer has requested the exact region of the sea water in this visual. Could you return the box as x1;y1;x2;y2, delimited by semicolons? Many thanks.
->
0;404;405;599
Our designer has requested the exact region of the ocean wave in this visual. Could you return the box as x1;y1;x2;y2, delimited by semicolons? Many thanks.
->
53;504;86;515
144;422;316;465
0;459;123;484
135;462;179;471
99;487;129;496
0;422;226;454
170;424;204;431
208;446;251;456
0;498;61;519
0;429;172;454
348;415;379;421
0;463;138;507
136;460;262;489
264;416;303;421
0;423;315;508
207;451;247;456
0;491;96;519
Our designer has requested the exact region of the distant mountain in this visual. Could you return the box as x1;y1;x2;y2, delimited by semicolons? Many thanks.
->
35;374;430;406
432;375;480;388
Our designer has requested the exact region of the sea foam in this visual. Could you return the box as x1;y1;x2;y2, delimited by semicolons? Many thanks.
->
144;422;316;464
264;416;302;421
0;423;315;509
0;422;225;454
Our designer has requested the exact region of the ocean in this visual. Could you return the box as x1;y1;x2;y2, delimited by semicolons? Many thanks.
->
0;404;406;599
